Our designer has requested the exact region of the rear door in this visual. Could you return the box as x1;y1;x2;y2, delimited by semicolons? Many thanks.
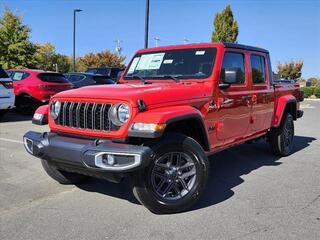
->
215;50;251;145
249;53;274;133
11;71;30;95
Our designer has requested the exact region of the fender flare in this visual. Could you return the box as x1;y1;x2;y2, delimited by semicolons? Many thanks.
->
272;95;297;128
129;106;210;150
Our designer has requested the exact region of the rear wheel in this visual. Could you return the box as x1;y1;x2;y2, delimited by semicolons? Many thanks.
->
132;133;209;214
41;159;89;184
16;95;37;115
269;113;294;156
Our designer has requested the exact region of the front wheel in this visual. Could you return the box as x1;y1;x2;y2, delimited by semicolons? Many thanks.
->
132;133;209;214
269;113;294;156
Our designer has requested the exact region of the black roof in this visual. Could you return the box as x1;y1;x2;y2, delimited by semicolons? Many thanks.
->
223;42;269;54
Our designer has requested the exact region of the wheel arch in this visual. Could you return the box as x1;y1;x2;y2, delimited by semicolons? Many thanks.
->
164;114;210;151
272;95;297;128
129;105;210;151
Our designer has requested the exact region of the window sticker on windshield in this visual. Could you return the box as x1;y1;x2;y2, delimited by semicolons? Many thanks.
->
136;53;165;70
127;57;140;74
163;59;173;64
195;50;205;55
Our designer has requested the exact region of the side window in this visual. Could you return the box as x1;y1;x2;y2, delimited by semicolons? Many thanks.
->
69;75;85;82
250;55;266;84
12;72;24;81
221;52;245;84
11;72;29;81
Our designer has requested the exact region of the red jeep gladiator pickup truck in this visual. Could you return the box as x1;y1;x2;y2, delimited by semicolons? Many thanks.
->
24;43;304;214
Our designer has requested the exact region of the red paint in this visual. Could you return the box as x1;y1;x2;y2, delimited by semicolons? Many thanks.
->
7;69;73;102
34;104;49;115
38;43;302;153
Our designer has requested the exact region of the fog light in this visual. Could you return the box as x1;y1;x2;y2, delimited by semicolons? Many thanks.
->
102;154;116;166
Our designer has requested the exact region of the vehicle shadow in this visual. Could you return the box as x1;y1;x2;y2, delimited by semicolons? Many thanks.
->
192;135;316;211
0;110;32;123
77;176;140;205
76;135;316;210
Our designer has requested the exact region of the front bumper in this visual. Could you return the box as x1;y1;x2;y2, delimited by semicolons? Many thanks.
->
23;131;153;175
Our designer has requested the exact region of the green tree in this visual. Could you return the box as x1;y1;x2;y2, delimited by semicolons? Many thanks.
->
34;42;70;73
77;50;125;72
211;5;238;43
307;77;320;87
277;60;304;81
0;7;36;69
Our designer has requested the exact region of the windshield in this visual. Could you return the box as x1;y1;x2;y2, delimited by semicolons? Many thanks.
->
124;47;217;80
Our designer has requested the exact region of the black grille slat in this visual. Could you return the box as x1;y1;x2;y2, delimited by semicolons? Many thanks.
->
58;102;65;125
103;104;111;131
79;103;86;128
94;104;102;130
64;102;71;126
86;103;94;129
55;101;115;132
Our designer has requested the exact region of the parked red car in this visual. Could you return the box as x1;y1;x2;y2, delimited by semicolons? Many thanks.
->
7;69;73;114
24;43;304;214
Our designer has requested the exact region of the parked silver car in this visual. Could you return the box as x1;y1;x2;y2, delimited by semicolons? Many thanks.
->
0;66;15;117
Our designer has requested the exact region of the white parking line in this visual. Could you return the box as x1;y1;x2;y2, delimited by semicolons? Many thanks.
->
300;103;315;109
0;137;23;144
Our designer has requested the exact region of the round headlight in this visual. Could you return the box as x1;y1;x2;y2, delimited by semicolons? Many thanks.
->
50;101;61;120
109;103;130;126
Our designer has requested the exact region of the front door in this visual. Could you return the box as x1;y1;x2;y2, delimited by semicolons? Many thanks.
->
214;51;251;145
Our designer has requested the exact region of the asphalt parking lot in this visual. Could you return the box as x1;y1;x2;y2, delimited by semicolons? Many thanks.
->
0;99;319;240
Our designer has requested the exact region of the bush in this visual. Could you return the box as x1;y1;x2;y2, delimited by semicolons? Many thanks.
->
314;87;320;98
301;87;314;98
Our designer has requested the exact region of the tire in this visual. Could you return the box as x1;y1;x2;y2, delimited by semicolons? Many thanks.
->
41;159;89;184
16;95;36;115
269;113;294;156
132;133;210;214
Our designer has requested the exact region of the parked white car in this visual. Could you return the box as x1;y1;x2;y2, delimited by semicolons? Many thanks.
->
0;66;15;117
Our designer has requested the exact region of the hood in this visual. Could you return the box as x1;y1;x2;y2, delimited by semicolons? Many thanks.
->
53;82;211;107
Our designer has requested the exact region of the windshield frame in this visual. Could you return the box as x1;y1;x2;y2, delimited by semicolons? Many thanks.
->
123;47;217;81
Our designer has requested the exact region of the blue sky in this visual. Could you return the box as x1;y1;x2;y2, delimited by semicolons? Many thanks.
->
2;0;320;78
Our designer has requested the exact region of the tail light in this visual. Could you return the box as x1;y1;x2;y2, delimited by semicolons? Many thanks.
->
0;81;13;89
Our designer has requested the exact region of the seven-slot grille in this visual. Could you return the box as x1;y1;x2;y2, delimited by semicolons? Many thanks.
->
55;102;118;131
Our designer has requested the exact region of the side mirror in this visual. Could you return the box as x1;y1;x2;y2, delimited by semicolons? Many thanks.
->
221;67;242;84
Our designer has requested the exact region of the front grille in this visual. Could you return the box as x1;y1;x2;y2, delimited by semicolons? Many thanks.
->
56;101;117;131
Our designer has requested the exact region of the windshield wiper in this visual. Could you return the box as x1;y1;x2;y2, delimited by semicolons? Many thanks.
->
126;75;146;83
162;75;181;82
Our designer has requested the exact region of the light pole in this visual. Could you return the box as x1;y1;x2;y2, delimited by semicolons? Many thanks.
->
73;9;82;72
144;0;149;48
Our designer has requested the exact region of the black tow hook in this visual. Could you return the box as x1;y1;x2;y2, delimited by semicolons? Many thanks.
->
94;139;104;146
